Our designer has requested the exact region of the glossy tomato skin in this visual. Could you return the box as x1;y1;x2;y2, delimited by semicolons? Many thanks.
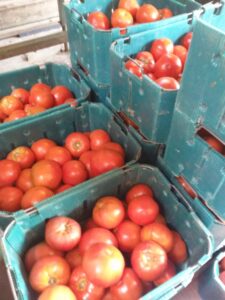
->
51;86;73;106
16;168;34;192
0;186;23;212
29;90;55;109
0;95;24;115
220;257;225;271
135;51;155;73
65;132;90;158
21;186;54;209
118;0;140;17
69;266;105;300
154;53;182;79
31;138;56;161
150;38;174;61
169;231;188;264
155;77;180;90
45;216;81;251
7;110;26;122
159;8;173;19
136;4;160;23
125;183;154;204
131;241;168;281
173;45;188;70
0;159;21;187
82;243;125;288
125;60;143;78
100;142;125;158
181;32;193;50
25;105;46;116
65;247;83;269
87;11;110;30
7;146;36;169
89;129;111;150
79;151;93;177
111;8;133;28
154;259;176;286
30;83;51;95
38;285;76;300
11;88;30;105
62;160;88;186
29;255;71;293
45;146;72;165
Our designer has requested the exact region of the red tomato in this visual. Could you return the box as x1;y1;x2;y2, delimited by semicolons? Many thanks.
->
64;98;78;107
30;83;51;95
0;159;21;187
127;195;159;225
118;0;140;17
69;266;105;300
7;146;35;169
89;129;111;150
45;216;81;251
140;222;174;252
154;214;167;225
38;285;76;300
154;259;176;286
177;176;196;199
102;291;116;300
0;186;23;212
31;138;56;161
45;146;72;165
150;38;174;61
24;241;64;272
111;8;133;28
0;95;24;115
31;160;62;189
51;86;73;106
181;32;193;50
136;4;160;23
29;90;55;109
7;110;26;122
56;184;72;194
25;105;46;116
135;51;155;73
155;77;180;90
79;151;93;177
125;183;154;204
110;268;143;300
29;255;71;293
125;60;143;78
79;227;118;254
131;241;168;281
11;88;30;104
0;107;7;121
93;196;125;229
154;53;182;79
100;142;125;158
16;168;33;192
114;220;141;252
62;160;88;186
65;247;82;269
173;45;188;69
82;243;125;288
159;8;173;19
146;73;156;81
21;186;54;209
90;149;125;177
65;132;90;158
87;11;110;30
169;231;188;264
204;136;223;153
142;280;154;293
219;271;225;285
220;257;225;271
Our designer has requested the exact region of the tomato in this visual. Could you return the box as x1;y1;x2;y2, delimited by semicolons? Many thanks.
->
38;285;76;300
31;138;56;161
155;77;180;90
154;214;166;225
119;0;139;17
82;243;125;288
87;11;110;30
177;176;196;199
89;129;111;150
69;266;105;300
7;146;35;169
204;136;223;153
65;247;83;269
181;32;193;50
29;255;71;293
79;227;118;254
154;53;182;79
135;51;155;73
25;105;46;116
150;38;174;61
142;280;154;293
159;8;173;19
154;259;176;286
0;159;21;187
45;216;81;251
131;241;168;281
90;149;125;177
65;132;90;158
111;8;133;28
31;160;62;189
24;241;64;272
11;88;30;104
136;4;160;24
173;45;187;69
0;107;7;121
51;86;73;106
220;257;225;271
219;271;225;285
110;268;143;300
125;60;143;78
0;186;23;212
7;110;26;122
62;160;88;186
102;291;115;300
21;186;54;209
114;220;140;252
30;83;51;95
125;183;154;204
16;168;34;192
56;184;73;194
169;231;188;264
100;142;125;158
45;146;72;165
29;90;55;109
64;98;78;107
79;151;93;177
93;196;125;229
0;95;24;115
127;195;159;225
146;73;156;81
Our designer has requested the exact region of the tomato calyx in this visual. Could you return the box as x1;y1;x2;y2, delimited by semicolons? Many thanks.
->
77;277;87;291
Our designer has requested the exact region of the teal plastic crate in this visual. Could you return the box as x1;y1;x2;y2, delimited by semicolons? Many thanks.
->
0;164;213;300
64;0;201;87
0;102;141;229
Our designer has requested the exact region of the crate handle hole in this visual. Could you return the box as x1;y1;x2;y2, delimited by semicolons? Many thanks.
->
197;127;225;155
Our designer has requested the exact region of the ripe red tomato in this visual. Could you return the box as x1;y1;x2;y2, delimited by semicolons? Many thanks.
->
0;95;24;115
69;266;105;300
169;231;188;264
82;243;125;288
146;73;156;81
65;132;90;158
45;216;81;251
150;38;174;61
21;186;54;209
114;220;141;252
62;160;88;186
135;51;155;73
7;110;26;122
204;136;223;153
154;214;166;225
29;90;55;109
181;32;193;50
30;83;51;95
136;4;160;23
154;53;182;79
100;142;125;158
125;60;143;78
154;259;176;286
220;257;225;271
65;247;82;269
56;184;72;194
45;146;72;165
38;285;76;300
31;160;62;189
79;227;118;254
159;8;173;19
173;45;188;69
0;159;21;187
110;268;143;300
24;241;64;272
111;8;133;28
0;186;23;212
127;195;159;225
125;183;154;204
51;86;73;106
31;138;56;161
29;255;71;292
0;107;7;121
25;105;46;116
102;291;116;300
219;271;225;285
177;176;196;199
7;146;35;169
131;241;168;281
87;11;110;30
118;0;140;17
79;151;93;177
93;196;125;229
11;88;30;104
64;98;78;107
16;168;34;192
155;77;180;90
89;129;111;150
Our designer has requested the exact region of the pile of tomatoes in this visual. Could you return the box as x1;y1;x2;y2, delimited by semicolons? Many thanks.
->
0;129;125;212
125;32;193;90
219;256;225;285
87;0;173;30
0;83;76;123
24;183;188;300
